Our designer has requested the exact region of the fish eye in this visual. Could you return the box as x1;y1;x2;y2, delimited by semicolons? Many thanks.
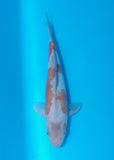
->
46;131;50;136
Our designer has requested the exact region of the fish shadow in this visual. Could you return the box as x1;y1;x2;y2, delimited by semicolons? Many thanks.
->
50;22;82;147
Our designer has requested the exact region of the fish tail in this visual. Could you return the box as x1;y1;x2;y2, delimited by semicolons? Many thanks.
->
46;13;53;41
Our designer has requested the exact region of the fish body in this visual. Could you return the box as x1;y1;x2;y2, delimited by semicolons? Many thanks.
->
45;39;68;147
33;15;81;147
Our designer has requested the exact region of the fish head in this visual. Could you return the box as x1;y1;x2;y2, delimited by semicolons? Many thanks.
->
46;120;67;147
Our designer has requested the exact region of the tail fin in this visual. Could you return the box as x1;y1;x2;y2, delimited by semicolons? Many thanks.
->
46;13;53;41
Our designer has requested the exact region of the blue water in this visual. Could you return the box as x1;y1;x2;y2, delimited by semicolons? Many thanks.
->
0;0;114;160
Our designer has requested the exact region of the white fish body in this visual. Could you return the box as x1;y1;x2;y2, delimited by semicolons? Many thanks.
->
33;15;81;147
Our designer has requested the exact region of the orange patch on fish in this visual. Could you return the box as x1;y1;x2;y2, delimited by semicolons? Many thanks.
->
56;89;67;114
49;41;56;57
53;68;56;78
45;67;56;115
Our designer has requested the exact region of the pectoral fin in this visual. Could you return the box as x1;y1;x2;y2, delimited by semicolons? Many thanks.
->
69;103;81;116
33;103;45;117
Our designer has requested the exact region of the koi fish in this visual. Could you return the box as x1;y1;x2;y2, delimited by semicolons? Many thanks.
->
33;15;81;147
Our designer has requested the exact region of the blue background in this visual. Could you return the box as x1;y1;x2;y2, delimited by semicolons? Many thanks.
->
0;0;114;160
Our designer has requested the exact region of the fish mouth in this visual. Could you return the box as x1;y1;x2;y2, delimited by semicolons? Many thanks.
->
51;141;62;148
50;137;63;147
